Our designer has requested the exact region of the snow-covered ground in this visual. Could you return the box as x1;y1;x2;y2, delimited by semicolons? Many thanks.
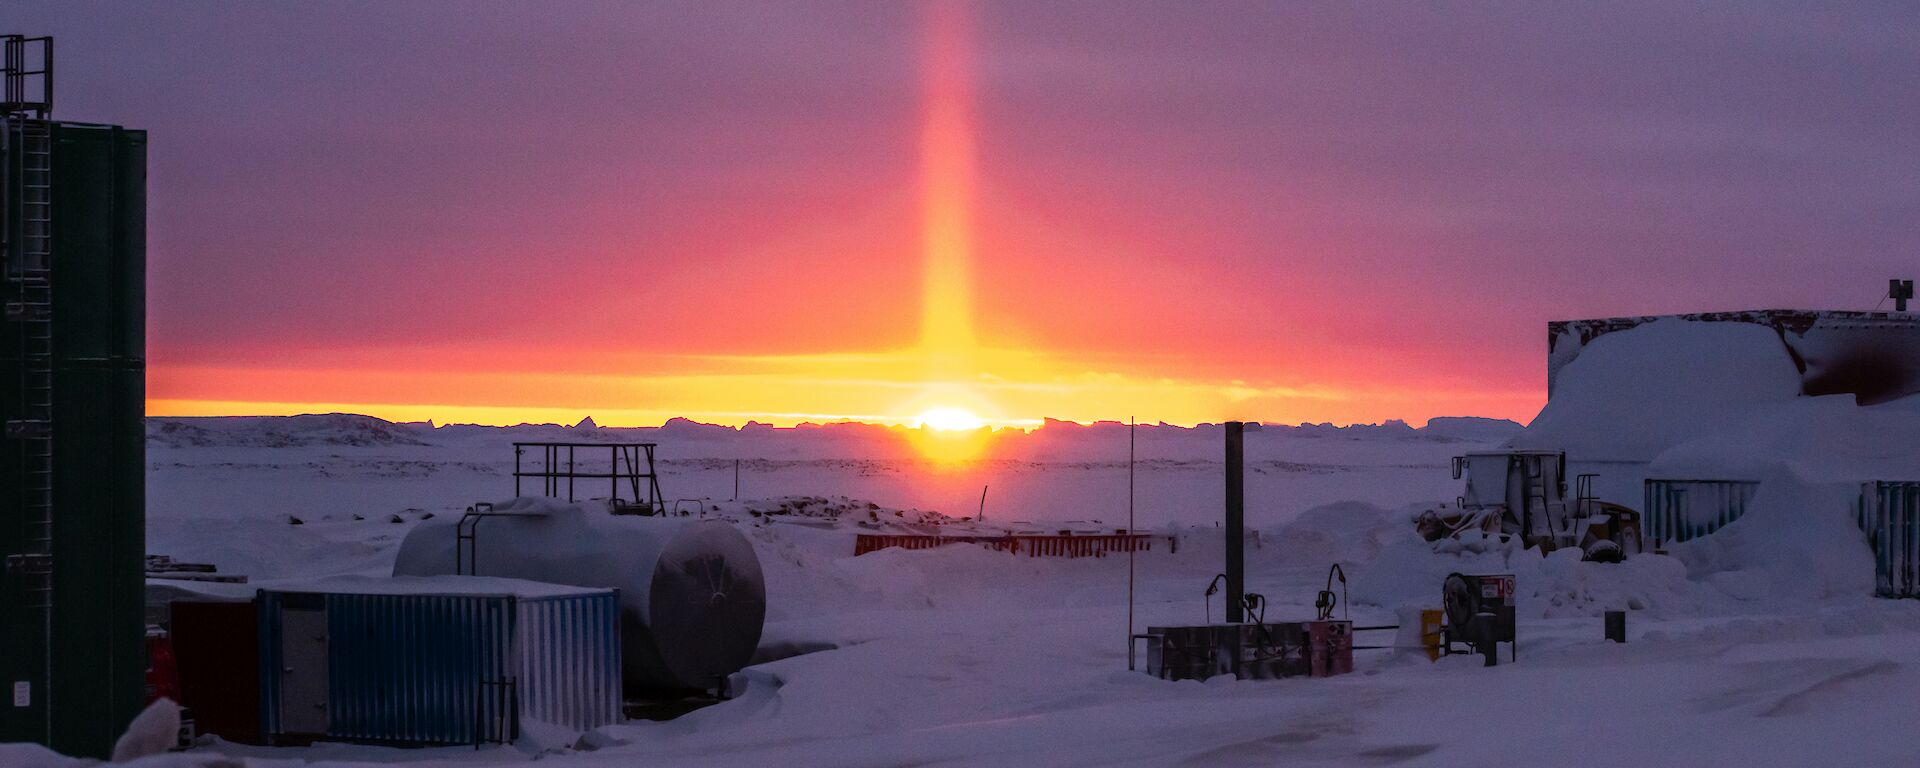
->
17;318;1920;767
142;415;1511;581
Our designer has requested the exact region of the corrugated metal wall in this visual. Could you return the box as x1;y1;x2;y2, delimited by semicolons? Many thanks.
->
516;594;623;731
258;589;622;746
1860;482;1920;599
325;593;514;745
1643;480;1759;546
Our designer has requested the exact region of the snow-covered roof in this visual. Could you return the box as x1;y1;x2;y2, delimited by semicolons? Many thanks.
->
259;574;611;600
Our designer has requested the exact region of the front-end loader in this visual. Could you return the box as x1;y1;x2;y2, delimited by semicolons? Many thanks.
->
1414;450;1642;561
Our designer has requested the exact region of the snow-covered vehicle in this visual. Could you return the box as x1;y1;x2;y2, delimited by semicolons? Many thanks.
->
1415;450;1643;561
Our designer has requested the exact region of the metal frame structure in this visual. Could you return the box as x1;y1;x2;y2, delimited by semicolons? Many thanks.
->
2;36;52;119
512;441;664;514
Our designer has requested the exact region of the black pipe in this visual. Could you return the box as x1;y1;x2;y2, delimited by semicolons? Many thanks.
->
1225;421;1245;623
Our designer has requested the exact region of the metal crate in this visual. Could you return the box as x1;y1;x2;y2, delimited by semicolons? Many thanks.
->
1137;621;1351;681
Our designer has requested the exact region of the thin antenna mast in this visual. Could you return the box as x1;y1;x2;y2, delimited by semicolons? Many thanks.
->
1127;416;1137;642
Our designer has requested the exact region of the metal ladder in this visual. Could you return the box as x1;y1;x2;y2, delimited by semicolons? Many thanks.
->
1521;461;1570;548
5;118;55;610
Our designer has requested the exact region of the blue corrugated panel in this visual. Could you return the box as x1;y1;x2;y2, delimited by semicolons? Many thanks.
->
517;594;623;732
1643;479;1759;545
1862;482;1920;598
258;584;622;746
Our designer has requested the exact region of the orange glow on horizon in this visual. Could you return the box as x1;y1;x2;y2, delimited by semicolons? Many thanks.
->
146;343;1545;431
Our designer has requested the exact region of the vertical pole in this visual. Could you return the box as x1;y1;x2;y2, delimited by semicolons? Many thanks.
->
733;458;740;500
1127;417;1136;641
1225;421;1245;623
978;485;988;521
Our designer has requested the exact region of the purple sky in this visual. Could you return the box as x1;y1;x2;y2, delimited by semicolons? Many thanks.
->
19;1;1920;425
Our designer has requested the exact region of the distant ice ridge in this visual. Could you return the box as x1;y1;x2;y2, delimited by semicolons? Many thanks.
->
145;412;1523;453
146;412;433;448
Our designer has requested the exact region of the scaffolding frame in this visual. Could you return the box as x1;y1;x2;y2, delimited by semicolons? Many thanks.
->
512;441;664;514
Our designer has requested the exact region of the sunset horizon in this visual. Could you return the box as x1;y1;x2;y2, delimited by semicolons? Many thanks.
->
26;1;1908;435
11;2;1920;764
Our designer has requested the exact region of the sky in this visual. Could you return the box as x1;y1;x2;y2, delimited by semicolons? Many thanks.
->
17;1;1920;429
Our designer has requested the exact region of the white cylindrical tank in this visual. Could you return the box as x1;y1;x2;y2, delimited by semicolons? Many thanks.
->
394;497;765;694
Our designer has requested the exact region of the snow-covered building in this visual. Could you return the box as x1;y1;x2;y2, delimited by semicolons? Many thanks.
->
1511;310;1920;597
1548;309;1920;406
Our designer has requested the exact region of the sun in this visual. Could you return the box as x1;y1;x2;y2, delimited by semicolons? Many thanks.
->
915;406;986;432
904;403;995;464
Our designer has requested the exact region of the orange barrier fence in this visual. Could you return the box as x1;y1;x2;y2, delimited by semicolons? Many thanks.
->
854;533;1153;558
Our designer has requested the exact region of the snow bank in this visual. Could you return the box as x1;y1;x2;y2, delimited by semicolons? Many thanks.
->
1266;500;1404;564
1354;531;1725;619
1514;319;1802;462
1665;467;1876;601
0;744;85;768
110;700;182;763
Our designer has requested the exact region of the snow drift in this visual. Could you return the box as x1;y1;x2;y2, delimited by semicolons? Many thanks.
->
1516;319;1803;462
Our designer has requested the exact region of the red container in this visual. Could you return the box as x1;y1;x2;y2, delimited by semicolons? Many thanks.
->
169;600;261;745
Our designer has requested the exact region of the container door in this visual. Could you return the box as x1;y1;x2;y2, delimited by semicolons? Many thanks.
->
277;605;329;735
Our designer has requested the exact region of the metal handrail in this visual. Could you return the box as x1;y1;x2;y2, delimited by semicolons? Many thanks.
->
1;36;52;118
455;502;549;575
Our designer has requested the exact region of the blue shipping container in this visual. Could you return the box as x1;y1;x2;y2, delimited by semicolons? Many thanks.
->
258;577;622;746
1643;479;1760;546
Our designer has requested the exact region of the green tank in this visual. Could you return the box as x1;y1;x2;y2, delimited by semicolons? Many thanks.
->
1;118;146;758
